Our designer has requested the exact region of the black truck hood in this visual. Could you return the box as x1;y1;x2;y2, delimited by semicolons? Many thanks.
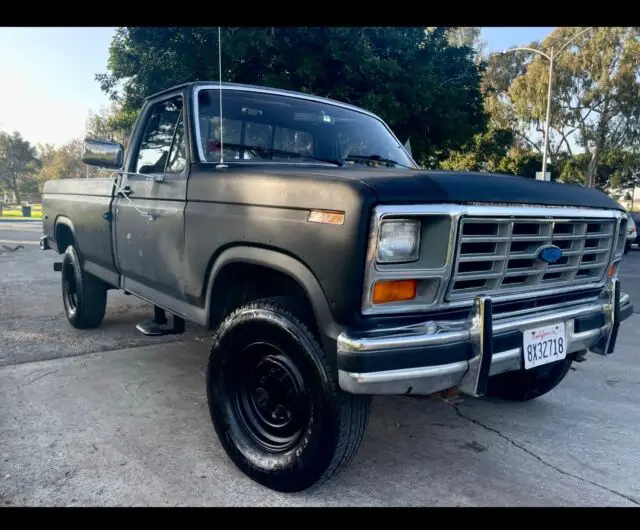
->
341;168;622;210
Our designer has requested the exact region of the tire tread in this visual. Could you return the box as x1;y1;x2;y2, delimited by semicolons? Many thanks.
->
62;245;107;329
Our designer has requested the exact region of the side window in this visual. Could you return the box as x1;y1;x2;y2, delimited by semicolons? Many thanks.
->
135;96;183;174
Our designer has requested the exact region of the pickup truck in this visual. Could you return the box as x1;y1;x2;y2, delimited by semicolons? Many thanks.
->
40;81;633;493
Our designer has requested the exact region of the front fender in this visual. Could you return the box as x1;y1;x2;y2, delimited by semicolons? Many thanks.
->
204;246;342;343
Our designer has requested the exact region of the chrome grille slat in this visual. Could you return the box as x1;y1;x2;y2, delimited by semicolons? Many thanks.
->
455;272;503;281
510;235;552;241
448;215;617;302
504;269;546;277
460;236;510;242
552;234;594;240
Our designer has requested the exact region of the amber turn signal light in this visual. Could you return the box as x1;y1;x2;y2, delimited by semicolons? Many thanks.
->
307;210;345;225
608;263;618;277
372;279;417;304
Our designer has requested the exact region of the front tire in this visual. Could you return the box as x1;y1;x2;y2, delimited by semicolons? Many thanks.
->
486;358;573;402
206;297;371;492
61;245;107;329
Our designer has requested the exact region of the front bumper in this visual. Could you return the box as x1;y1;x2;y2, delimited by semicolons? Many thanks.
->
338;278;633;397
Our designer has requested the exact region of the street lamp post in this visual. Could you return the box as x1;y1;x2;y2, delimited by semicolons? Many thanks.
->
499;27;594;181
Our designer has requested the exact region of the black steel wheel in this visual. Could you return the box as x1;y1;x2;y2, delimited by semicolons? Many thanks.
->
61;245;107;329
232;343;311;453
207;297;371;492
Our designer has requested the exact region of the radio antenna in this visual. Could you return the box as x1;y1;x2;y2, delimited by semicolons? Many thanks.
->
216;26;227;168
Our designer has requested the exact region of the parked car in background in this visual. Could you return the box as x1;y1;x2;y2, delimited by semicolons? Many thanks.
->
625;212;637;253
630;212;640;248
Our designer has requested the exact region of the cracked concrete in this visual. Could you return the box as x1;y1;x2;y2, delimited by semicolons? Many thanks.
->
450;403;640;506
2;328;640;506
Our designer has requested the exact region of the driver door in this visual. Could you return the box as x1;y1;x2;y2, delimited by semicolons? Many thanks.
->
114;92;189;311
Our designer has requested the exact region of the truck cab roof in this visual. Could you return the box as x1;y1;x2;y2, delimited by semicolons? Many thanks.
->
145;81;371;117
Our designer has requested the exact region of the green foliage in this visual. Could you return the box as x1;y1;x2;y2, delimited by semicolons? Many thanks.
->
446;27;486;63
558;149;640;191
97;26;488;165
484;27;640;187
86;102;132;148
440;126;513;172
0;131;41;203
495;150;545;180
36;139;87;188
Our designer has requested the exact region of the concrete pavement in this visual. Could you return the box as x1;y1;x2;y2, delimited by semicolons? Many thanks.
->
2;326;640;506
1;225;640;506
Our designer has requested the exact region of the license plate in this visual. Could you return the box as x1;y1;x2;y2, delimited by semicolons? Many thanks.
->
522;322;567;370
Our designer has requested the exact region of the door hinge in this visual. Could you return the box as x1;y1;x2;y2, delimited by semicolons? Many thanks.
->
103;211;113;222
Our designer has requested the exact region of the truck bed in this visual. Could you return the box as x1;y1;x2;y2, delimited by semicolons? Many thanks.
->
42;178;119;287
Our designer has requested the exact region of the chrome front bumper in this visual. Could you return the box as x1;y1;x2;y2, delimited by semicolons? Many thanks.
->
337;278;632;397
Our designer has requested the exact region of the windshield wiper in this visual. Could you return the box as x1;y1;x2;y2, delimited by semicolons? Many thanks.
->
213;142;343;166
344;154;413;169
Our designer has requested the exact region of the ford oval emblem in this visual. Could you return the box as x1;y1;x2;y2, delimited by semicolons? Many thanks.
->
537;245;563;264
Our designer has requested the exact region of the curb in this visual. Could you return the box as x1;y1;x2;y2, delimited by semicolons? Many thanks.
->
0;219;42;223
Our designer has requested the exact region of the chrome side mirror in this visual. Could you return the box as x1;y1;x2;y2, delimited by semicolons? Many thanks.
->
83;139;124;170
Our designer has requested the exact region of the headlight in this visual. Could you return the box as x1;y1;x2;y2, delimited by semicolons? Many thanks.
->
377;219;421;263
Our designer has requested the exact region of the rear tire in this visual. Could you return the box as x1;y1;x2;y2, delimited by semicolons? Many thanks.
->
206;297;371;492
486;358;573;402
61;245;107;329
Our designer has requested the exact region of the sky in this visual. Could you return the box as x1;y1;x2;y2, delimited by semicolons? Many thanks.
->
0;27;555;148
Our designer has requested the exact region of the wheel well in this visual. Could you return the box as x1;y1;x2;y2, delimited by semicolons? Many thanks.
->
209;262;319;337
55;223;75;254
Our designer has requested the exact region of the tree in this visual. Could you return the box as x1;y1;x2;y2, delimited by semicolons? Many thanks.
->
439;126;513;172
603;150;640;192
484;27;640;187
446;27;486;61
557;149;640;191
36;139;87;188
0;131;41;204
86;102;131;148
97;27;487;165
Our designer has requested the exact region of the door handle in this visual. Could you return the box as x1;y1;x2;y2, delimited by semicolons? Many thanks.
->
118;185;132;196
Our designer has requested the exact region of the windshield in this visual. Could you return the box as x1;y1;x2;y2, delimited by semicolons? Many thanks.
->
195;88;417;170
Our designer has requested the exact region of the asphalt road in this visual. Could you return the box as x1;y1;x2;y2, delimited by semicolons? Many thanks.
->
0;221;42;250
1;221;640;506
0;221;212;368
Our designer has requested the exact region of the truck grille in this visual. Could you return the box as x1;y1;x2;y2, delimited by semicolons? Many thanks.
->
447;216;617;301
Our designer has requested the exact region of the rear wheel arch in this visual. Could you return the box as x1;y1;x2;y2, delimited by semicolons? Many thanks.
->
54;216;77;255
